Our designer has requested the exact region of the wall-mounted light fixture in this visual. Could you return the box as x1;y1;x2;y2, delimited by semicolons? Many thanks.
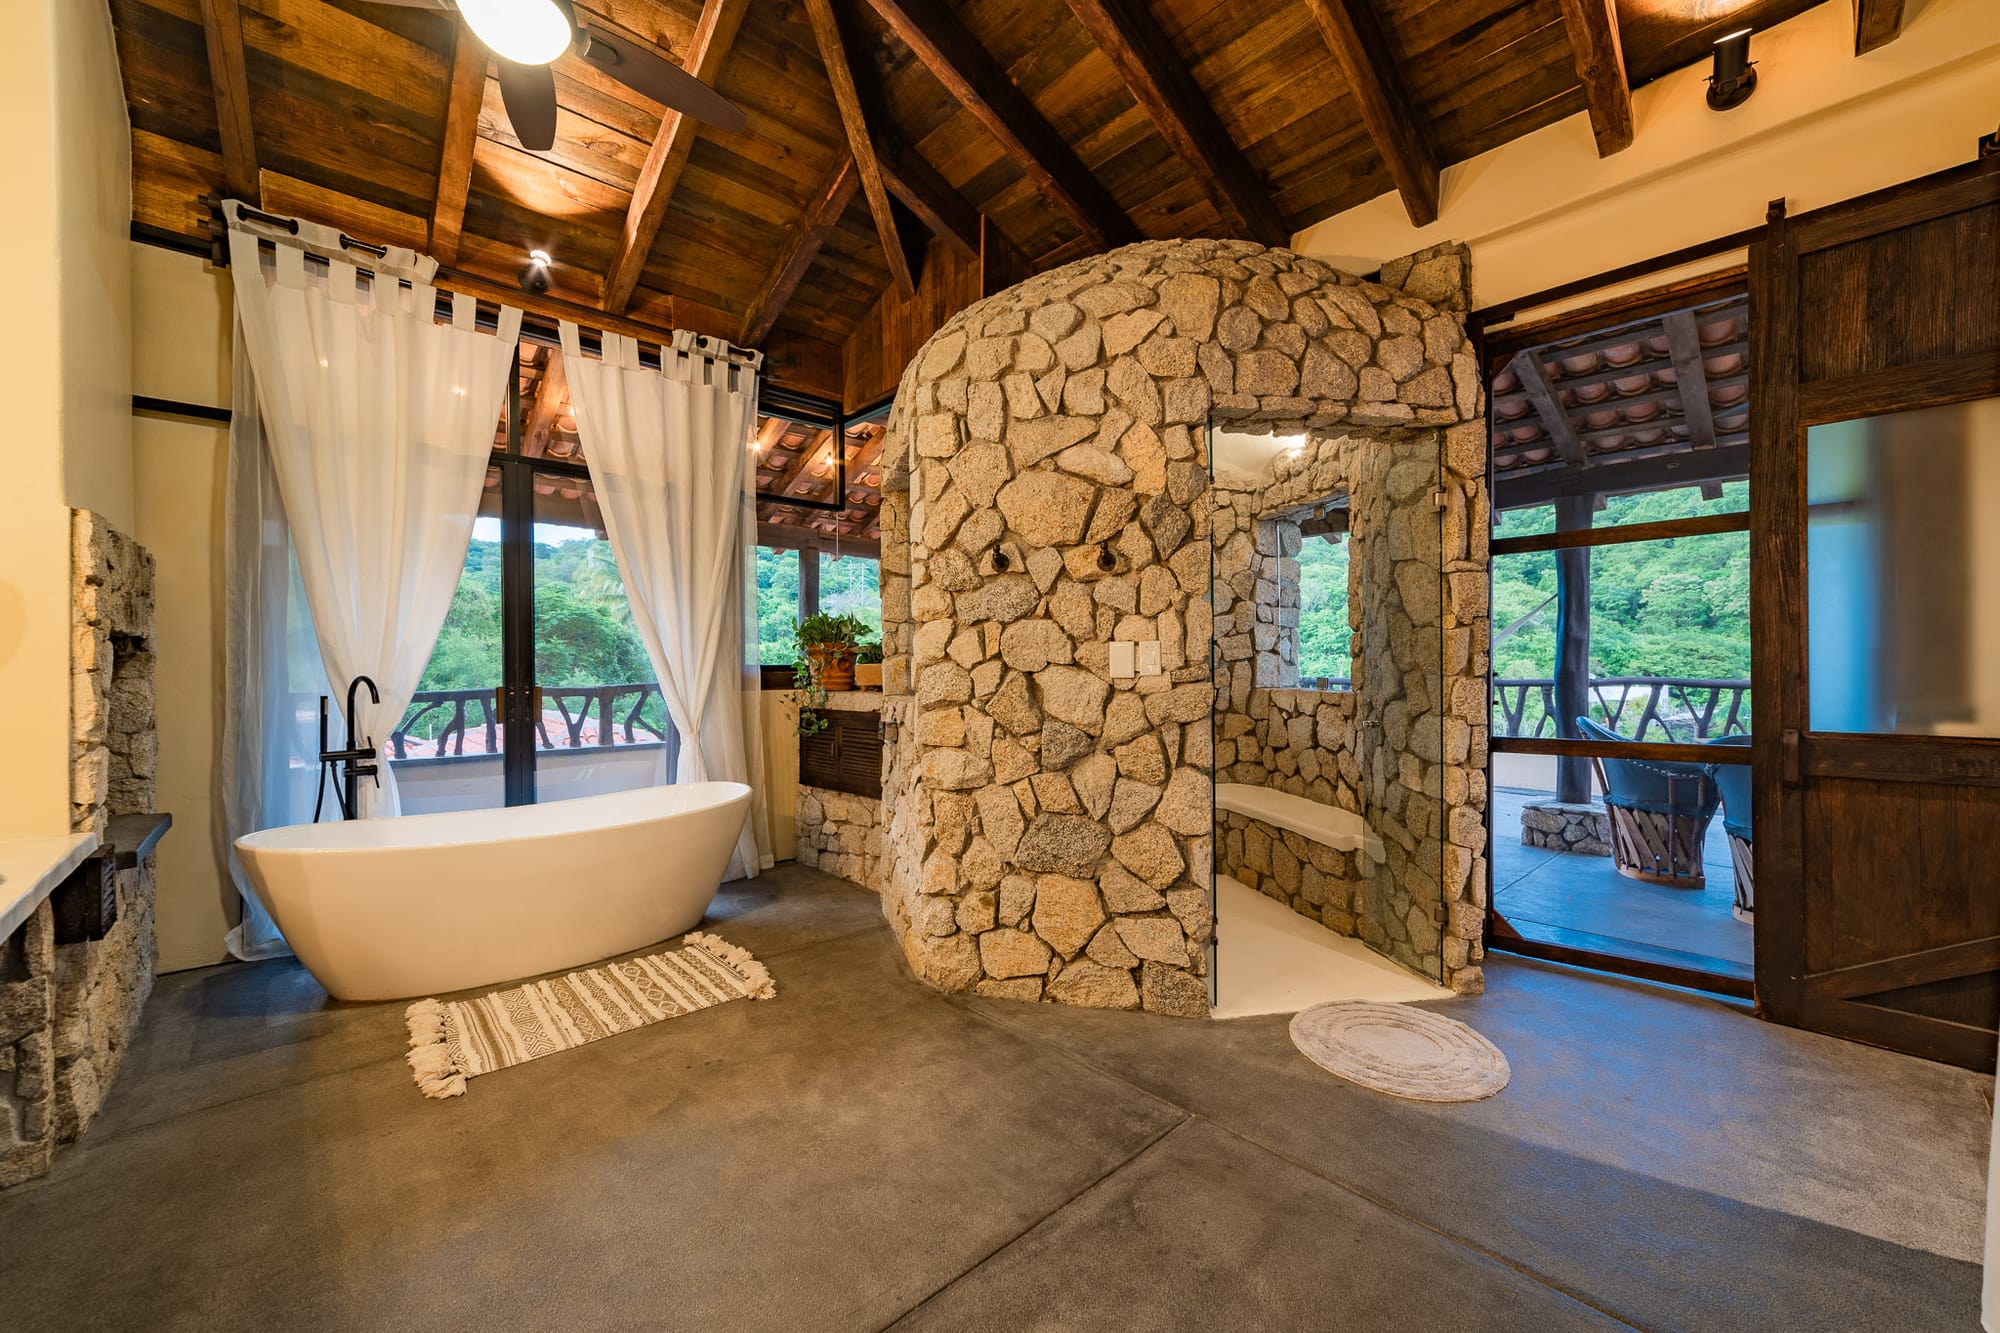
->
1706;29;1757;111
520;248;553;294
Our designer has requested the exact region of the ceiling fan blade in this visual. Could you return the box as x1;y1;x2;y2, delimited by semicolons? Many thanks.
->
497;60;560;152
576;26;748;134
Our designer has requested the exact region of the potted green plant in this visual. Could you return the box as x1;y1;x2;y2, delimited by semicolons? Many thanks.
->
795;612;869;692
853;639;884;690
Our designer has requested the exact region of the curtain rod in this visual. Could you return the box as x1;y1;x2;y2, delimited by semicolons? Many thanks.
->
213;198;763;375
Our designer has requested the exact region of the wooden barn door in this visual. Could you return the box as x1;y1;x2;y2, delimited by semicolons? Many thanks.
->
1751;153;2000;1071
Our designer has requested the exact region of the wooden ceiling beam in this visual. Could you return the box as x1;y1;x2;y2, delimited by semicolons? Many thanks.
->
197;0;258;201
1301;0;1439;227
603;0;753;316
1661;310;1719;450
1556;0;1633;157
741;156;859;346
522;346;572;459
804;0;916;300
1059;0;1287;246
1509;349;1590;468
1854;0;1907;55
429;30;487;266
860;0;1140;249
875;127;982;261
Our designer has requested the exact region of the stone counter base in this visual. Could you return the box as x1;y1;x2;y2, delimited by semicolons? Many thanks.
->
1217;809;1366;938
0;856;155;1188
796;786;885;891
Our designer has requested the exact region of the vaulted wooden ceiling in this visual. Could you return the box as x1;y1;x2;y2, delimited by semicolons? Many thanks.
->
116;0;1866;398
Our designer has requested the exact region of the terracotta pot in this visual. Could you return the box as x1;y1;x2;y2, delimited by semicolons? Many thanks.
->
853;662;882;690
806;643;857;692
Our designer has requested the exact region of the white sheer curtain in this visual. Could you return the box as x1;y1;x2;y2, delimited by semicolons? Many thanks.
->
220;328;325;959
558;323;771;880
220;207;520;956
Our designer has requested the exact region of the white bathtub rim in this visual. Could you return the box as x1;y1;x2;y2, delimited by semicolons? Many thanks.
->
235;781;751;856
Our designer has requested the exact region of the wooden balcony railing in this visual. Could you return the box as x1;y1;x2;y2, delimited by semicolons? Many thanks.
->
1492;676;1751;743
390;683;671;760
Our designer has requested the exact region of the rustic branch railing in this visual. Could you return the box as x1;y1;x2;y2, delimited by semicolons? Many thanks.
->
1492;676;1751;743
390;684;670;759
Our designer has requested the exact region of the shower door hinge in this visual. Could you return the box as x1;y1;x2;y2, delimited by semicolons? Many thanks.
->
1430;486;1449;511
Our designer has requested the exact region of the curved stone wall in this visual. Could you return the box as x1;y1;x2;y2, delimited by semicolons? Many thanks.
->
877;238;1484;1015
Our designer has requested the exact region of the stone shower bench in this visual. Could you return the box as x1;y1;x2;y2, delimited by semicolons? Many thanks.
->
1215;783;1386;865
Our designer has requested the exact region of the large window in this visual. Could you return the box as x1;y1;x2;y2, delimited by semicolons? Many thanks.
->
755;543;882;666
817;552;880;640
392;339;672;812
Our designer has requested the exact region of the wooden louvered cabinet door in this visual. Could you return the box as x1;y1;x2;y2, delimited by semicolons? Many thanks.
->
799;709;883;798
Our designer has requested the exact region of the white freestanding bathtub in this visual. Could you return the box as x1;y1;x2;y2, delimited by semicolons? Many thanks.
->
236;783;752;1002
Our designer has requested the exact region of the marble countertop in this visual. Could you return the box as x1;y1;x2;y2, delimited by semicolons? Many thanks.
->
0;832;99;942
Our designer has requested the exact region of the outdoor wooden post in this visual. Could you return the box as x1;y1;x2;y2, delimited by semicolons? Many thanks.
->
1553;493;1594;803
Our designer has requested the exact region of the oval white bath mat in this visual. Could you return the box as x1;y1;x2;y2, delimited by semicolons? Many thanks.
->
1289;1001;1510;1102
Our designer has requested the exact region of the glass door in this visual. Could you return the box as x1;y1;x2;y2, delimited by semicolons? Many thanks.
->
393;340;673;811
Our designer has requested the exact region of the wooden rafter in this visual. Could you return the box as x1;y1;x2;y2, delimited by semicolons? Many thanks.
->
1854;0;1907;55
740;155;860;346
1660;310;1719;450
1555;0;1633;158
198;0;258;201
875;127;982;261
429;30;487;266
860;0;1140;249
804;0;915;299
522;347;571;459
1301;0;1439;227
1059;0;1287;246
1509;349;1590;467
603;0;753;315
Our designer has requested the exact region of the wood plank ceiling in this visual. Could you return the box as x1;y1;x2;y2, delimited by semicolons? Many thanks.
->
116;0;1864;402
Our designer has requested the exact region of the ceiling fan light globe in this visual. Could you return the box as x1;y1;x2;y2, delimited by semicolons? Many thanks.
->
458;0;571;65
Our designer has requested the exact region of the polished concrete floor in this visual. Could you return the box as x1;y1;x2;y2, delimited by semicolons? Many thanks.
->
1;863;1987;1331
1493;787;1753;970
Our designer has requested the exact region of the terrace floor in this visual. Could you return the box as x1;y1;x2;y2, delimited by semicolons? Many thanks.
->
1493;786;1753;976
0;864;1985;1330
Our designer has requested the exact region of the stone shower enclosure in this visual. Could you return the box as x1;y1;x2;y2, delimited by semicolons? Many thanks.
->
874;238;1491;1015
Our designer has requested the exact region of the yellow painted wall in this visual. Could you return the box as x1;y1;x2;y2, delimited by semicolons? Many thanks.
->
1291;0;2000;317
132;244;235;970
0;0;132;840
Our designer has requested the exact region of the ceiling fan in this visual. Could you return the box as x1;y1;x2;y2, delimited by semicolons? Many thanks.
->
369;0;747;151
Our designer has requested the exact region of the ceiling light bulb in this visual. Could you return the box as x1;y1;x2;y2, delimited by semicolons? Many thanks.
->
528;249;552;267
457;0;571;66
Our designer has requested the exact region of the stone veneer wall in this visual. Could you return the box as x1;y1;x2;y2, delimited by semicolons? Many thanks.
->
876;237;1486;1012
5;513;165;1186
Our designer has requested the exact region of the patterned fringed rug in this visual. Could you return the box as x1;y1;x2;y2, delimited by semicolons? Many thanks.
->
404;932;775;1099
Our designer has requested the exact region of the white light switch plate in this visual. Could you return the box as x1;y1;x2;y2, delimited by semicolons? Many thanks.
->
1109;641;1137;678
1137;641;1162;676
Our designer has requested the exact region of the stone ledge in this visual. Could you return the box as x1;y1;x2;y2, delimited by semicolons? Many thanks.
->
1216;783;1384;863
